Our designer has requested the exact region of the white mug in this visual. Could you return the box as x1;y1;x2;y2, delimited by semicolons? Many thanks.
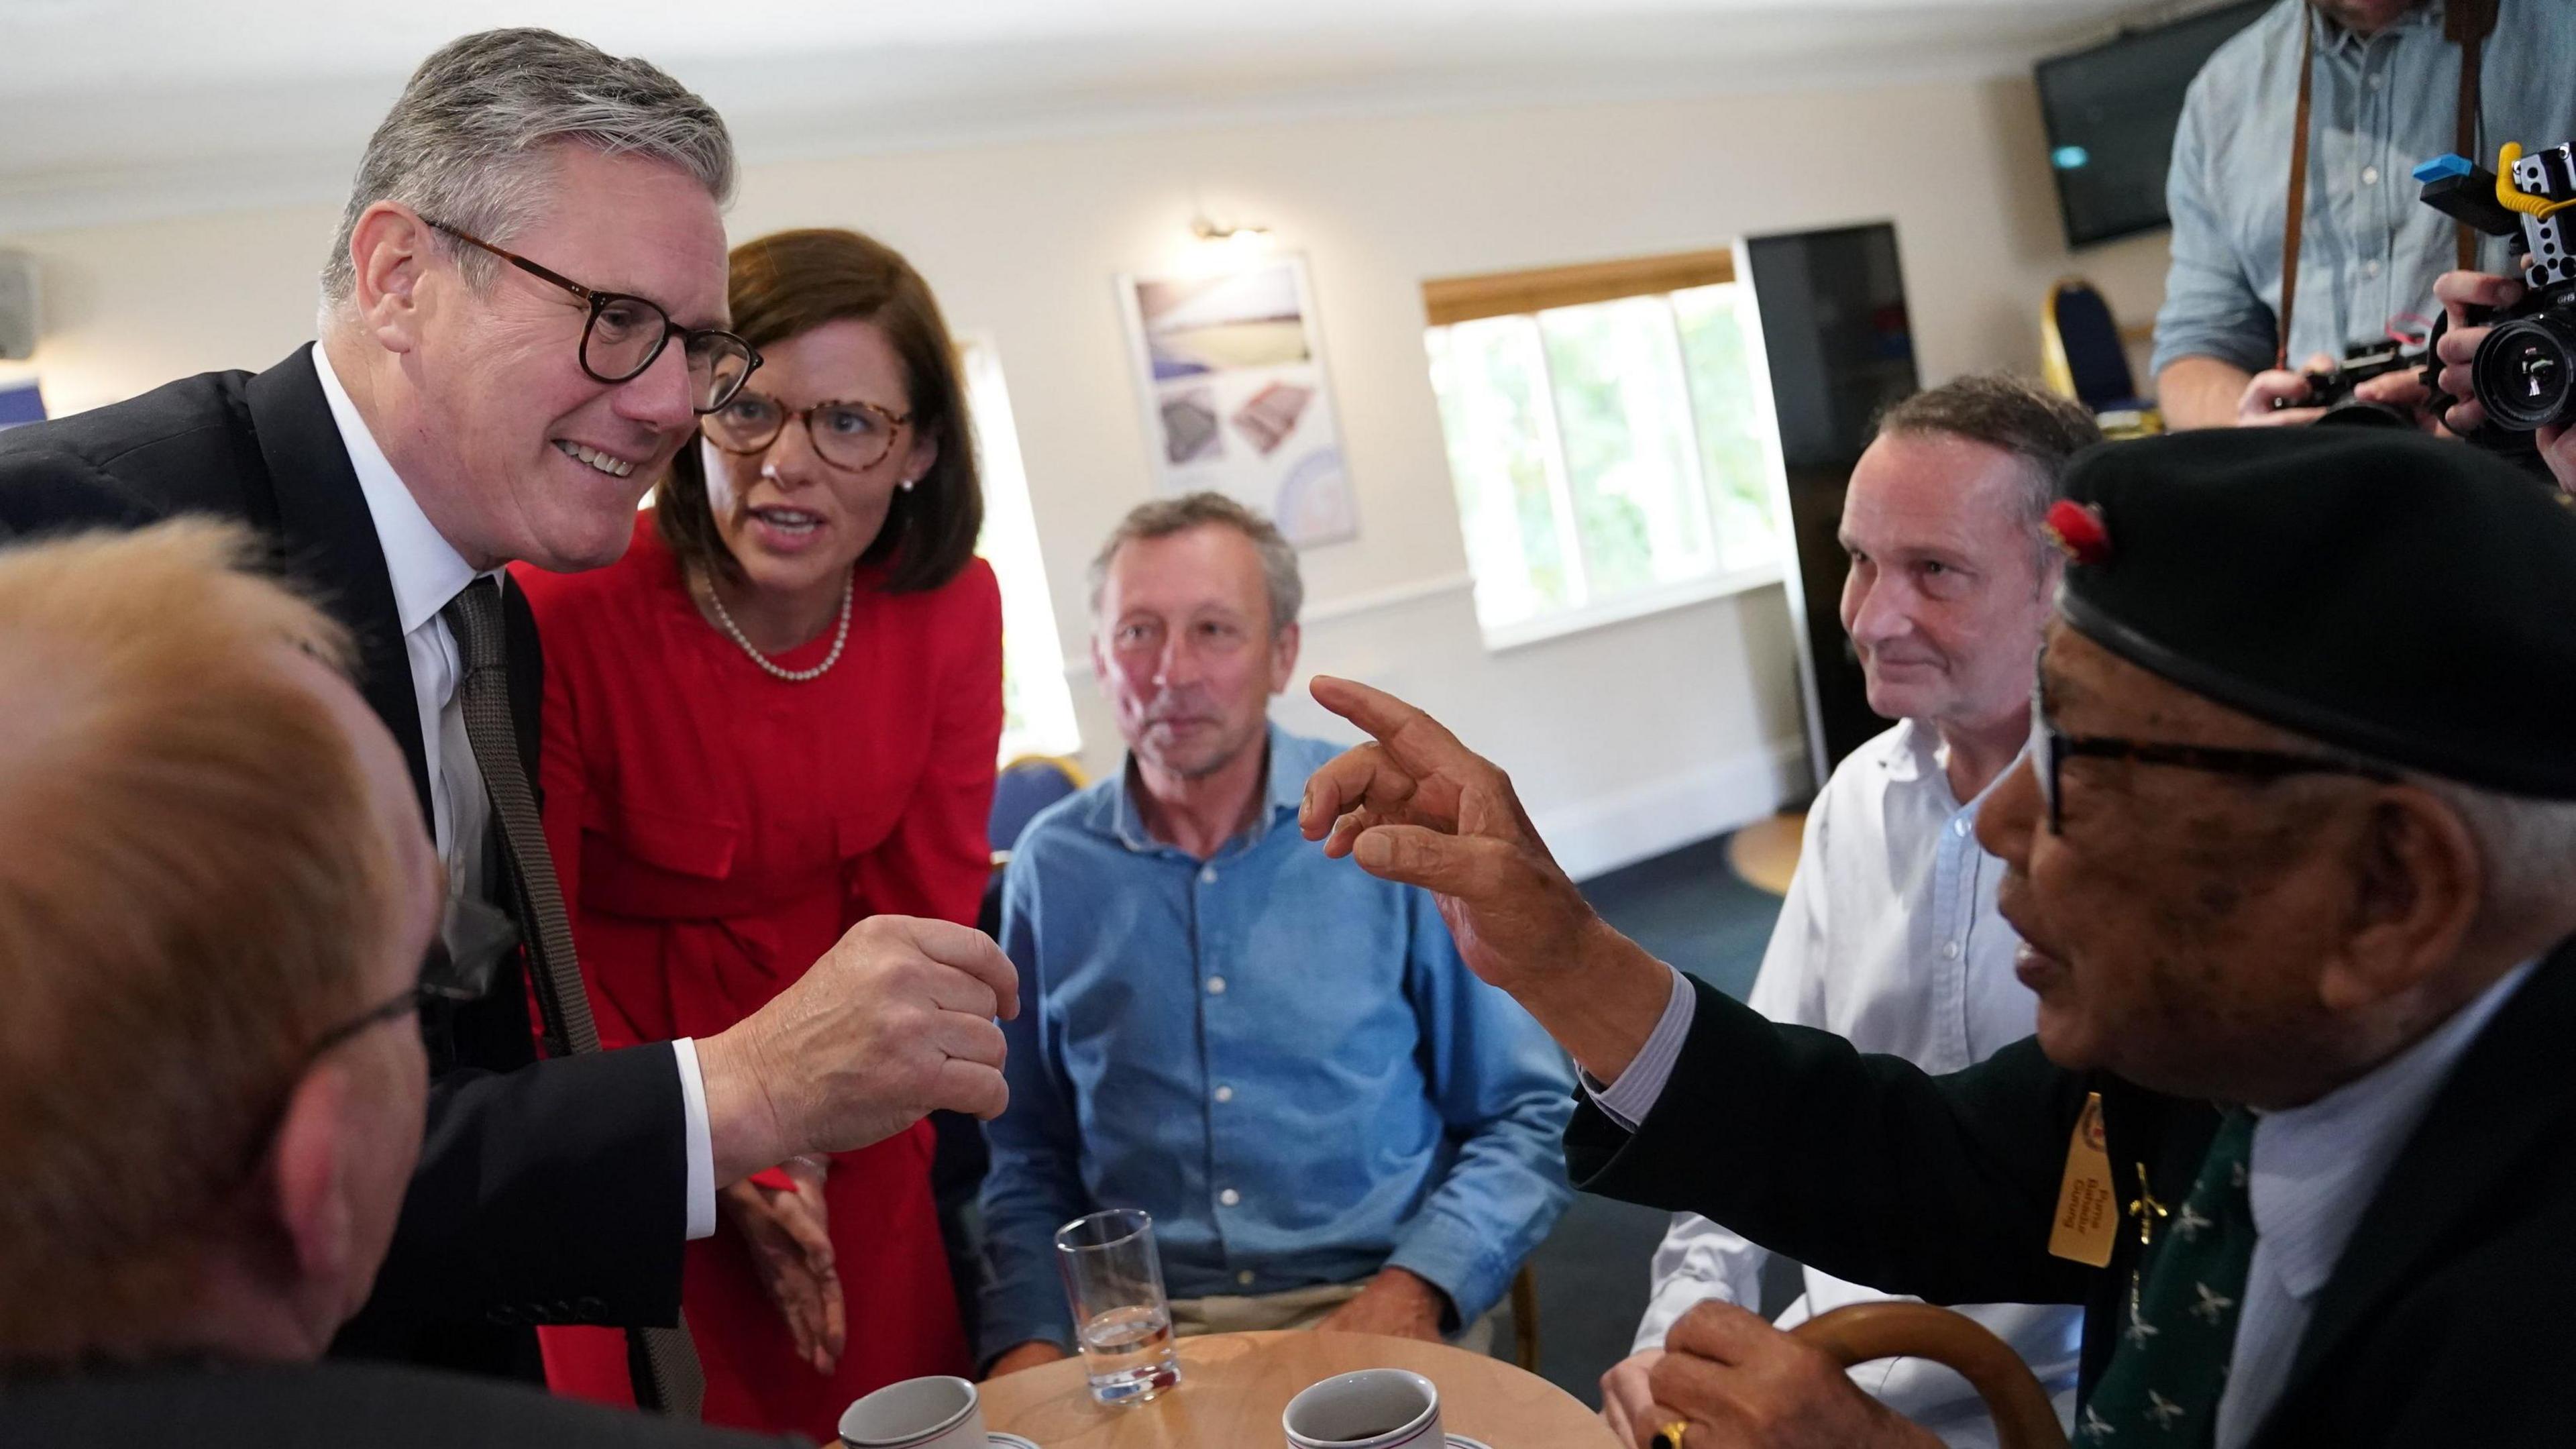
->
838;1375;985;1449
1283;1368;1443;1449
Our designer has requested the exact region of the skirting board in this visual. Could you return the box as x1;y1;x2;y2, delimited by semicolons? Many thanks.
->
1544;737;1812;883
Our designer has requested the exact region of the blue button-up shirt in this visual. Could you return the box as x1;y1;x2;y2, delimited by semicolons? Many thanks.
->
2151;0;2576;380
978;725;1574;1359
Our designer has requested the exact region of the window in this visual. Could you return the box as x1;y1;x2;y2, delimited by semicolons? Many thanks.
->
962;336;1083;763
1423;251;1784;647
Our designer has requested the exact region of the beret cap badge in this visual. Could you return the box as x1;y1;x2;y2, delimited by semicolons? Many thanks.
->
2044;499;2112;566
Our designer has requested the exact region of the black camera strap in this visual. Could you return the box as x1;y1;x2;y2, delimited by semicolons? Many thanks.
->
2276;0;2496;369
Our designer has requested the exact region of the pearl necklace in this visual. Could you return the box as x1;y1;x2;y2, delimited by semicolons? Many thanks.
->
701;568;855;682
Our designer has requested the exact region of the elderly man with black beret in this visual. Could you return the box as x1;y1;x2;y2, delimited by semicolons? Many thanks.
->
1301;427;2576;1448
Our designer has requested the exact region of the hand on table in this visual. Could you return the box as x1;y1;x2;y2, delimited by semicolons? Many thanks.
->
1298;676;1676;1083
720;1156;843;1373
985;1340;1070;1379
2432;269;2576;494
696;914;1020;1185
1314;1267;1448;1342
1634;1302;1941;1449
2233;352;2341;427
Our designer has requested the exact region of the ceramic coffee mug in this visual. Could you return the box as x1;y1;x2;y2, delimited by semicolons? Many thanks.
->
838;1375;985;1449
1282;1367;1443;1449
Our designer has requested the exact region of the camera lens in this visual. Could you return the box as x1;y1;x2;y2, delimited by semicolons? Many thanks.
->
2471;315;2576;432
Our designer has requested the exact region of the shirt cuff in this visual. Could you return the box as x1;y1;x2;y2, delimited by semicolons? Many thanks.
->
1582;966;1696;1132
673;1037;716;1241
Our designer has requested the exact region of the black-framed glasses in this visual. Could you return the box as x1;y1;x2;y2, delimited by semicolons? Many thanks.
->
303;895;520;1061
2031;684;2400;835
702;392;913;473
423;219;761;415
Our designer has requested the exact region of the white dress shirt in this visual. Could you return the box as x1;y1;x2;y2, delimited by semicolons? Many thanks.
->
2212;956;2538;1448
311;344;717;1240
1616;720;2082;1447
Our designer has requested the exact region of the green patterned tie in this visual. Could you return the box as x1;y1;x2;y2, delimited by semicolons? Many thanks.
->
2076;1108;2256;1446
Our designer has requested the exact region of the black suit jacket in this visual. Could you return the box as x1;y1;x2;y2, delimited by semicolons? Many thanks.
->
1570;941;2576;1446
0;1361;799;1449
0;347;688;1373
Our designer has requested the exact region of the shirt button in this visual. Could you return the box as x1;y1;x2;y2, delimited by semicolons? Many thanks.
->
1200;865;1217;884
2363;259;2382;278
1215;1085;1235;1103
2367;71;2385;89
1220;1188;1242;1207
2361;165;2381;186
1238;1270;1256;1286
1942;942;1962;960
1207;975;1228;995
1951;819;1969;837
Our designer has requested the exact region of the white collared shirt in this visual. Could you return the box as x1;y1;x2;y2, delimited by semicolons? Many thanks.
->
2215;956;2539;1448
310;343;716;1240
1621;720;2082;1446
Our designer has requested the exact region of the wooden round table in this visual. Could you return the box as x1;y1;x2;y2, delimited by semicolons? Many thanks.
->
978;1331;1620;1448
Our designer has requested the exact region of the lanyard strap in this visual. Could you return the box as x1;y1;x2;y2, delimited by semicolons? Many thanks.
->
2277;13;2316;369
2276;0;2496;368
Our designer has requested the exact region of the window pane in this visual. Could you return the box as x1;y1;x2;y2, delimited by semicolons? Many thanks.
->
1428;316;1574;628
961;337;1082;763
1538;296;1714;601
1672;282;1782;572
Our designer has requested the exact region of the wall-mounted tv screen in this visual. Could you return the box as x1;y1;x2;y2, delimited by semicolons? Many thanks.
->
2035;0;2273;248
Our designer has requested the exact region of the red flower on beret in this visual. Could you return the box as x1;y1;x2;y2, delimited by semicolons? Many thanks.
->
2044;500;2112;566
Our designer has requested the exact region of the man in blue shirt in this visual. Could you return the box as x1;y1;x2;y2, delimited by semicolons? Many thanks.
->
2152;0;2576;429
977;493;1572;1377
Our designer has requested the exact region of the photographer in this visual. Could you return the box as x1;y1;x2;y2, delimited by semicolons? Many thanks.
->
2151;0;2576;429
2429;268;2576;492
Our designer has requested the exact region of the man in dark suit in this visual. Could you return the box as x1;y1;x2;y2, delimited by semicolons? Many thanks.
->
0;29;1017;1413
0;523;788;1446
1299;428;2576;1446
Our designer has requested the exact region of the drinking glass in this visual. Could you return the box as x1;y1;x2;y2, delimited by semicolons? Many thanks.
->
1054;1207;1182;1405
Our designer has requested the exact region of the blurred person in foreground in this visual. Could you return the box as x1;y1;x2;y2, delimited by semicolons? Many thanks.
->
1597;376;2094;1447
979;493;1572;1377
517;227;1000;1437
0;28;1017;1411
1304;427;2576;1446
0;522;787;1448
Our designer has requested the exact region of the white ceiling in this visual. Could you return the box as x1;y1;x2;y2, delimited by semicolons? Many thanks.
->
0;0;2177;232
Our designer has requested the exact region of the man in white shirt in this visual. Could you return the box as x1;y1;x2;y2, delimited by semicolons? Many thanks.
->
1597;376;2094;1446
0;28;1016;1408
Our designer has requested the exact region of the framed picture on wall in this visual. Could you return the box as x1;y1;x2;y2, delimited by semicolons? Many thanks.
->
1114;252;1357;547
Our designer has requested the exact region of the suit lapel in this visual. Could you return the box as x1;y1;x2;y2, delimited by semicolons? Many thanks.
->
2266;941;2576;1421
241;345;433;823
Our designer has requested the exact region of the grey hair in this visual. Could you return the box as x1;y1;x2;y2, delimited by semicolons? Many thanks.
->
2294;737;2576;929
319;28;734;309
1875;374;2104;581
2387;772;2576;929
1088;492;1303;634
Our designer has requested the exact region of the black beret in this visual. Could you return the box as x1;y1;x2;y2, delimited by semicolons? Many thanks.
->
2051;427;2576;800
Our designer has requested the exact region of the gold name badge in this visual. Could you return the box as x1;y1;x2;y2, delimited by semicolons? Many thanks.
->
2047;1091;2117;1267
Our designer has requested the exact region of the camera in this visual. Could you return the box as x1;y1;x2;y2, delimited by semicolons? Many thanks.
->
2277;341;2429;429
2416;142;2576;434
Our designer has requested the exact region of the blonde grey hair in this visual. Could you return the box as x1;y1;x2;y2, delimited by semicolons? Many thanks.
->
319;28;733;308
1088;492;1303;635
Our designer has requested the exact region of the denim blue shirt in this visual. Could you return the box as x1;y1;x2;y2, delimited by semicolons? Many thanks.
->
977;725;1574;1359
2151;0;2576;380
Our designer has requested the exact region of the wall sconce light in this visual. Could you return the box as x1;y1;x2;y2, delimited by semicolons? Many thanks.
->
1191;215;1274;251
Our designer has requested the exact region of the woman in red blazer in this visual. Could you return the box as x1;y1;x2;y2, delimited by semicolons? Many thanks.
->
514;228;1000;1440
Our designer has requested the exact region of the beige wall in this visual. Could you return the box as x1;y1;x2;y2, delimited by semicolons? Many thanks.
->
0;72;2171;877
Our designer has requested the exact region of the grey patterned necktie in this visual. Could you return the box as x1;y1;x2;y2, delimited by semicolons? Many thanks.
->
441;577;707;1419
